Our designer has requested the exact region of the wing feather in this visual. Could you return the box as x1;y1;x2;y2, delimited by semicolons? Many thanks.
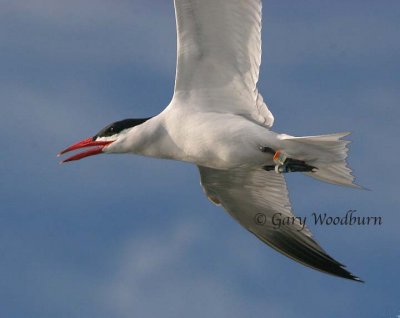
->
198;166;362;282
172;0;274;127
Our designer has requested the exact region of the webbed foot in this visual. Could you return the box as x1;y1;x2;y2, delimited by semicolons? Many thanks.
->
263;151;317;174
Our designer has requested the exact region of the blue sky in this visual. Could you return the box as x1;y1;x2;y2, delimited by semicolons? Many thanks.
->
1;1;399;317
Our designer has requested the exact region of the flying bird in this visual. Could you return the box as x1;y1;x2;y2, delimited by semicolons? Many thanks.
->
59;0;363;282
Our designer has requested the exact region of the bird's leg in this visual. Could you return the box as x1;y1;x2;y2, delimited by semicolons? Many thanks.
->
275;158;318;173
262;150;318;174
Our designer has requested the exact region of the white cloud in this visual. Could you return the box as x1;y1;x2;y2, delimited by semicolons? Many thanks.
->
0;0;176;74
263;4;400;67
99;217;294;318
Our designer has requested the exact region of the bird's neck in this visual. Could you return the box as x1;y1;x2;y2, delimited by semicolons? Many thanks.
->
107;115;184;160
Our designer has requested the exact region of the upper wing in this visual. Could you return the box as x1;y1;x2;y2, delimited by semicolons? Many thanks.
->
198;166;362;282
171;0;274;128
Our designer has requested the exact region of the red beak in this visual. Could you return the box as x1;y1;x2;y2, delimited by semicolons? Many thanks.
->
58;137;113;163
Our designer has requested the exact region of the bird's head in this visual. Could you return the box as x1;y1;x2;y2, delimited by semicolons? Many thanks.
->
58;118;151;163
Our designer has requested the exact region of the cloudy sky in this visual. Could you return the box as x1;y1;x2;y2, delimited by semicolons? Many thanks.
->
1;1;399;317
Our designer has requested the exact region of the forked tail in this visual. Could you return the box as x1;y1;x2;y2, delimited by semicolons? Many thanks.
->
280;132;362;188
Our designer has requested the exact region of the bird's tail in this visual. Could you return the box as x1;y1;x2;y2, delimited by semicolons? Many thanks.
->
281;132;362;188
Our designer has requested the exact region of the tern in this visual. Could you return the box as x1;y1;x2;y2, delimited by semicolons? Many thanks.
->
59;0;363;282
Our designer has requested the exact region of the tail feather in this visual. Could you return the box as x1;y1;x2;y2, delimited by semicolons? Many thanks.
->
280;132;362;188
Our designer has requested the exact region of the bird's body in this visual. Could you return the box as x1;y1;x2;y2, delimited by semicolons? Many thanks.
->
106;108;278;169
59;0;363;282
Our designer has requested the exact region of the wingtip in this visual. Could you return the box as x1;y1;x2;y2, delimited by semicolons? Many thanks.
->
353;277;365;283
339;268;364;283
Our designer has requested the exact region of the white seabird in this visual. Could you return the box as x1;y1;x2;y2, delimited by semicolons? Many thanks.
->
59;0;363;282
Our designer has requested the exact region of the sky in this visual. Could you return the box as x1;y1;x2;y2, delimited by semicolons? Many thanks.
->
1;0;399;317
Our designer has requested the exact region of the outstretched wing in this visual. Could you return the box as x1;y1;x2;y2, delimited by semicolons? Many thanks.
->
171;0;274;128
198;166;362;282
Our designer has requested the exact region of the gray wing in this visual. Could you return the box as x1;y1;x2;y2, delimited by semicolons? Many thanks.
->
171;0;274;128
198;166;362;282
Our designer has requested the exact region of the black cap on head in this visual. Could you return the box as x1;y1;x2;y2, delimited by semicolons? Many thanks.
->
93;118;152;140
